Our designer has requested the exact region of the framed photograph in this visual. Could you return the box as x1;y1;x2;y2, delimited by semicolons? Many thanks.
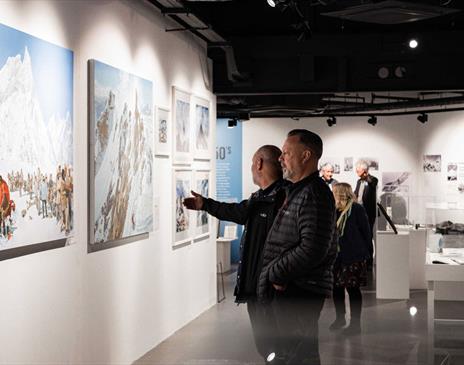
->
193;96;211;160
173;169;193;246
382;172;411;193
423;154;441;172
0;22;74;261
194;170;210;238
172;87;192;165
344;157;353;172
319;157;341;174
447;163;458;181
358;157;379;171
88;59;154;252
155;106;171;156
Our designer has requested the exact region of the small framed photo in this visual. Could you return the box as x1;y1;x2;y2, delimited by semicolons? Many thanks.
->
193;96;211;160
172;86;192;165
155;106;171;156
173;168;193;247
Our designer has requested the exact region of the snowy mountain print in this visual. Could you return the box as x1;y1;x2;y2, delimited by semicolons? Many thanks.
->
91;60;153;246
0;23;74;254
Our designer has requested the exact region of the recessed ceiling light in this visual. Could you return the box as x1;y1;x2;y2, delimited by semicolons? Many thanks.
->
409;39;418;49
267;0;276;7
378;66;389;79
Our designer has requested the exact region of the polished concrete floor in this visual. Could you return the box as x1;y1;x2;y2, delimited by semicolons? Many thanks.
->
135;270;464;365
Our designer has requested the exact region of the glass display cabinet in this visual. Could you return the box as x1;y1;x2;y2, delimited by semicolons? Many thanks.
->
425;201;464;255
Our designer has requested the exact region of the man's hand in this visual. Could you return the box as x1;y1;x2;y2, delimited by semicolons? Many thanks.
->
272;283;287;291
183;191;204;210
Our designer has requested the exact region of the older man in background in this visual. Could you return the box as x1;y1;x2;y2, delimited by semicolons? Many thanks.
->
320;163;338;191
354;160;378;267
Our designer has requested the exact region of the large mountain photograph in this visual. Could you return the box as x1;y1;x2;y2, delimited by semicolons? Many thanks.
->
0;23;74;259
89;60;153;250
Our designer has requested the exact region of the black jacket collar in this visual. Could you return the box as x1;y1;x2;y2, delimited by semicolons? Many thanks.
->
288;171;320;193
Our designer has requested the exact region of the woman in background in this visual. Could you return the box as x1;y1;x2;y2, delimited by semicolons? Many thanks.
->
330;183;371;335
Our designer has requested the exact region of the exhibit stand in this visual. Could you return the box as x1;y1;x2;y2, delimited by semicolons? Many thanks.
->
376;231;410;299
409;228;427;289
216;237;235;274
376;227;427;299
425;252;464;365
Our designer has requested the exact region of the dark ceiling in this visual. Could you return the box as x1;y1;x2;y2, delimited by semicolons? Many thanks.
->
147;0;464;118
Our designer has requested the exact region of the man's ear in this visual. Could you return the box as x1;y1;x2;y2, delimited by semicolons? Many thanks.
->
302;150;312;163
257;157;264;170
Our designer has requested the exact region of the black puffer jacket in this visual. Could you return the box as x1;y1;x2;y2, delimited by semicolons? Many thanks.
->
257;172;338;302
203;179;288;303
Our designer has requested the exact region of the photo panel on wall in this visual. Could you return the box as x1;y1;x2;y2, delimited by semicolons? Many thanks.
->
357;157;379;171
0;22;74;261
193;170;210;240
192;96;211;161
173;168;193;247
88;59;154;253
154;106;171;157
172;86;192;165
319;157;341;174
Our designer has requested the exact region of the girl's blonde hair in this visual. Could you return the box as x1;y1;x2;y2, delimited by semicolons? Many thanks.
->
332;182;356;211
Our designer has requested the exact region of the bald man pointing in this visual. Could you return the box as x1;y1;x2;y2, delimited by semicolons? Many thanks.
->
184;145;289;364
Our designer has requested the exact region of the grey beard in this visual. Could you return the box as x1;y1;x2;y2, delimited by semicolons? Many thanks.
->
283;169;291;180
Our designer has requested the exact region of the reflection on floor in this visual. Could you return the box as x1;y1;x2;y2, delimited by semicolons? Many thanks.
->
135;269;464;365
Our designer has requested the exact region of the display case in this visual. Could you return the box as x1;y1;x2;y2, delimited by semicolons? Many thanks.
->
425;201;464;255
376;194;436;233
377;191;410;232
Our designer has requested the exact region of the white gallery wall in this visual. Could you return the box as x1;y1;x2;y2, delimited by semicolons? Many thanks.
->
243;112;464;222
0;1;216;364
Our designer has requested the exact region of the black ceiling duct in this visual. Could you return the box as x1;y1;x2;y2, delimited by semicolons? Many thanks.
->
321;1;460;25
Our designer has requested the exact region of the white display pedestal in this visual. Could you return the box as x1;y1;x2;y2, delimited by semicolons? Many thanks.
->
425;253;464;364
376;231;410;299
216;237;234;274
409;228;427;290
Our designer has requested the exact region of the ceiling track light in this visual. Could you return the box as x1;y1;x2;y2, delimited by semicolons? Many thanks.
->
417;113;428;123
326;116;336;127
367;115;377;126
267;0;290;10
228;118;238;128
267;0;286;7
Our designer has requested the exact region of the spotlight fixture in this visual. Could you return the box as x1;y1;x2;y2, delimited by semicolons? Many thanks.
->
227;118;238;128
367;115;377;126
267;0;287;8
267;0;276;7
266;352;276;362
409;39;418;49
417;113;428;123
326;116;336;127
